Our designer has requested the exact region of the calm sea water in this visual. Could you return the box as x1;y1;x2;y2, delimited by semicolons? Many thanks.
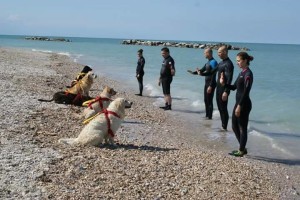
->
1;35;299;161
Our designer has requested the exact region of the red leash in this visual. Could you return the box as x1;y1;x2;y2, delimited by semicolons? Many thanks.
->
102;109;120;137
88;96;111;110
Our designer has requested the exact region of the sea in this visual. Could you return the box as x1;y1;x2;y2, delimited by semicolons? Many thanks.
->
1;35;299;162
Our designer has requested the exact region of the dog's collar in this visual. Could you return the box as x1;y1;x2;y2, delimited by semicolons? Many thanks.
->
102;109;120;138
88;96;112;110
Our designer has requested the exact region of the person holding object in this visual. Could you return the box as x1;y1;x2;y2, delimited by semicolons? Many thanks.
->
188;48;218;119
220;52;254;157
135;49;145;96
158;47;175;110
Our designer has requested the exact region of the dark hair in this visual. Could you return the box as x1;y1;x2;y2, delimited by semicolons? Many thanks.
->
161;47;170;53
237;52;254;65
81;65;93;73
137;49;143;54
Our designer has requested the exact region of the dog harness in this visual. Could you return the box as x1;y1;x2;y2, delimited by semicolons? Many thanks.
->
102;109;120;138
65;91;83;104
88;96;111;110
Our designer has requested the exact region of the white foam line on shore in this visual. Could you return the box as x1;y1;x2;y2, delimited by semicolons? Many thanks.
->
250;130;294;157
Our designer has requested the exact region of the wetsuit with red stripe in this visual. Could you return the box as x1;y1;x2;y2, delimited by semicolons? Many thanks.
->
225;68;253;152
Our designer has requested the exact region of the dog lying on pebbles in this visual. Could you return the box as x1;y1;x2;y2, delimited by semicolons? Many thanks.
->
38;71;96;106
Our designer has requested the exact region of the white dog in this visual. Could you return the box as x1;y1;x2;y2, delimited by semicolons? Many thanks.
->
83;86;117;119
59;98;132;146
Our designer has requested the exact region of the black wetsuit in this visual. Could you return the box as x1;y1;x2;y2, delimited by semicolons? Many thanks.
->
216;57;234;130
194;58;218;119
136;56;145;95
160;55;175;95
225;68;253;151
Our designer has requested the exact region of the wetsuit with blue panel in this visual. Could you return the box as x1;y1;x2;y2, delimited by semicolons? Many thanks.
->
195;58;218;119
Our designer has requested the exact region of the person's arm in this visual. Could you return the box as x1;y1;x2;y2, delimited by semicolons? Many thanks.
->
224;62;234;93
225;78;237;90
238;74;252;106
221;72;237;90
187;70;198;75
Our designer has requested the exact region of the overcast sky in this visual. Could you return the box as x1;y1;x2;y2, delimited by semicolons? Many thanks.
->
1;0;299;44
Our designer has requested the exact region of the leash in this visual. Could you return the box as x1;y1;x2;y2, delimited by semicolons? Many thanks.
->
88;96;112;109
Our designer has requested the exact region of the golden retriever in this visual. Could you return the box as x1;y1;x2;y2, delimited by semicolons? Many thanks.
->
59;98;132;146
83;86;117;119
38;71;97;106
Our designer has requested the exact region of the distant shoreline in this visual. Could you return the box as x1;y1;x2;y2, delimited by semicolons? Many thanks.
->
121;39;250;51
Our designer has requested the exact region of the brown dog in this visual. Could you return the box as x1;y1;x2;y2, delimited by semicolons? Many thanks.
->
38;71;97;106
83;86;117;119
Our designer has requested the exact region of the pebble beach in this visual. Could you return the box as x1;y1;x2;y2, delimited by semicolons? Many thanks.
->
0;47;299;199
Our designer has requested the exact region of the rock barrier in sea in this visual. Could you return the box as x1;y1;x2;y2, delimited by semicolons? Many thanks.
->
121;39;250;51
25;36;71;42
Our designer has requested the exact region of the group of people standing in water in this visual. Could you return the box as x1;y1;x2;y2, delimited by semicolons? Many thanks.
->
135;46;254;157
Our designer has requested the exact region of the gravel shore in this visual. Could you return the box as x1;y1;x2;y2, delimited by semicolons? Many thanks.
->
0;47;299;199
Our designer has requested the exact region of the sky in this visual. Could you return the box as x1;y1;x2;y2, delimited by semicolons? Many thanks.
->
0;0;299;44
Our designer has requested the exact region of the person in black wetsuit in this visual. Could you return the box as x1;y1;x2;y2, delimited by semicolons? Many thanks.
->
220;52;254;157
216;46;234;131
158;47;175;110
68;65;93;88
188;48;218;119
135;49;145;96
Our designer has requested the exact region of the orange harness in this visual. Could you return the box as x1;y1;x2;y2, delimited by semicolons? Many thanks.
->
102;109;120;137
88;96;111;110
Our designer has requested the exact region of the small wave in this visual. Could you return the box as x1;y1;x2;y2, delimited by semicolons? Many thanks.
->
72;54;83;63
31;49;52;53
145;84;161;96
191;100;204;108
57;52;71;57
250;130;294;157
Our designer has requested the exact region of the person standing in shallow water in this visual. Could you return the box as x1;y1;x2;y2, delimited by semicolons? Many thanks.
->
158;47;175;110
135;49;145;96
188;48;218;119
216;46;234;131
220;52;254;157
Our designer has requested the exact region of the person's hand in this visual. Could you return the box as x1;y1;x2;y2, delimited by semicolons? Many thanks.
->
136;74;139;78
220;72;225;85
196;67;202;75
158;79;161;86
222;92;228;101
235;105;241;117
207;86;212;94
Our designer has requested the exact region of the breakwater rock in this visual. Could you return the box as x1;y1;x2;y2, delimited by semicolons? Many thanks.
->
121;39;250;51
25;36;71;42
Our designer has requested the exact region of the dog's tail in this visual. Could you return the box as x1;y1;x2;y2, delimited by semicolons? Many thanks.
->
58;138;78;145
38;97;54;102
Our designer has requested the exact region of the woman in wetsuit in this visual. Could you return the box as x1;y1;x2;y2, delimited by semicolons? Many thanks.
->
220;52;254;157
135;49;145;96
